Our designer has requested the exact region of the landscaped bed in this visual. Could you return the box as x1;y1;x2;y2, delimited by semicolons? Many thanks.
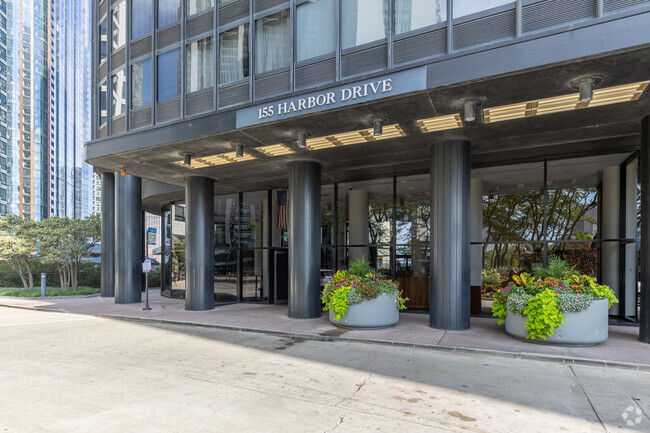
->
0;287;101;297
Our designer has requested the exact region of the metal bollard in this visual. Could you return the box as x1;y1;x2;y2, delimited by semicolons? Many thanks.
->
41;273;46;297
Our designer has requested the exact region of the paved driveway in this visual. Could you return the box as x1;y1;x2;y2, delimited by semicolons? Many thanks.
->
0;306;649;432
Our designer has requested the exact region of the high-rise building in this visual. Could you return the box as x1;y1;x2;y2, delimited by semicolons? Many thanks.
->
0;0;93;220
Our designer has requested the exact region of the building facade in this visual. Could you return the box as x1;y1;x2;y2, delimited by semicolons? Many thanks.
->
87;0;650;342
0;0;94;220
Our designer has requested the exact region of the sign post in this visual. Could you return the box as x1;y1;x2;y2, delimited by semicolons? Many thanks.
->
143;227;157;311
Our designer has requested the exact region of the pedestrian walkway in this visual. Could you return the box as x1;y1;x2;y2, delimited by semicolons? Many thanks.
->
1;290;648;370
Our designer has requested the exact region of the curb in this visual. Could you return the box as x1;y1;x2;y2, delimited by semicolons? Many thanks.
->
101;313;650;373
2;302;648;373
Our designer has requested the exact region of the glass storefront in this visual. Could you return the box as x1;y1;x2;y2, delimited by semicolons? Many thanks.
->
159;154;640;318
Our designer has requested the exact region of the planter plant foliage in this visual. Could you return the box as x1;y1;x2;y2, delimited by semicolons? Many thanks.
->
492;258;618;340
322;258;408;322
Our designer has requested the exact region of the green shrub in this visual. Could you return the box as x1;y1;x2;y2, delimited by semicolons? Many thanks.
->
524;290;565;340
533;257;574;280
348;257;373;277
482;269;501;286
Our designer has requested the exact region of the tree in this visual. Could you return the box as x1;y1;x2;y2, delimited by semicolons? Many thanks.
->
0;215;36;290
33;215;101;291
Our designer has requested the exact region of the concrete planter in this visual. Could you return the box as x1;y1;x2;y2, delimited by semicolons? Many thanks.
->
505;298;609;346
329;292;399;329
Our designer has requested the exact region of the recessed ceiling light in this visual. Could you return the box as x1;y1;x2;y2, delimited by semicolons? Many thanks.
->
256;144;295;156
306;124;405;151
483;80;649;124
417;114;463;133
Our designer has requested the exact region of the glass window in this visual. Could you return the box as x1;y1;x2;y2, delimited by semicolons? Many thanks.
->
157;49;180;102
111;2;126;52
132;0;152;39
111;71;126;118
99;18;107;62
342;0;389;49
395;0;446;34
158;0;180;28
219;24;249;84
131;58;152;109
0;46;6;60
187;0;213;16
214;194;239;303
186;37;213;93
99;83;107;125
255;10;290;74
453;0;513;19
296;0;336;62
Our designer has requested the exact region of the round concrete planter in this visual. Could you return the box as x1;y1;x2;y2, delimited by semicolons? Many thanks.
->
505;298;609;346
329;292;399;329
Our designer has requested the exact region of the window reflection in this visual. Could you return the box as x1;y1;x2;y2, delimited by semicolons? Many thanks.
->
158;0;180;28
99;18;107;62
394;0;446;34
187;0;213;16
255;10;290;74
131;58;152;109
111;2;126;52
157;49;180;102
111;70;126;118
342;0;389;49
99;83;107;125
132;0;152;39
219;25;249;84
215;195;239;303
453;0;513;19
186;37;213;93
296;0;336;62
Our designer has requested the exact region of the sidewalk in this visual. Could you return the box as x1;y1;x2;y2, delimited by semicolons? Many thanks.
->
1;290;648;370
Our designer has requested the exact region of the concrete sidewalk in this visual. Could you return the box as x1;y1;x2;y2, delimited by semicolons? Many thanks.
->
1;290;648;370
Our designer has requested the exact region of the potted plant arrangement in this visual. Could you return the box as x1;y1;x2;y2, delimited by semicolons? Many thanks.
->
322;258;408;329
492;258;618;345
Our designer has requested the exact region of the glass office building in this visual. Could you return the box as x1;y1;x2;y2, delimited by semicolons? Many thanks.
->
0;0;93;220
87;0;650;342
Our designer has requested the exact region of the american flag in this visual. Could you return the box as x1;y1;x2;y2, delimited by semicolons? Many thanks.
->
277;190;288;228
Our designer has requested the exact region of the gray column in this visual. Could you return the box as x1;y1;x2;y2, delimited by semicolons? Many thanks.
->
430;140;471;330
288;161;321;318
185;176;215;311
115;174;142;304
100;172;115;297
349;189;369;261
641;116;650;343
602;166;620;315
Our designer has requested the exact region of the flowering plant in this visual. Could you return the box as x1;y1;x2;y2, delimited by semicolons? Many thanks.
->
322;258;408;321
492;259;618;340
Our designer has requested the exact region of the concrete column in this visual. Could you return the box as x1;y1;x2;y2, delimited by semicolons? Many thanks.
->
115;174;142;304
349;189;369;261
288;161;321;318
640;115;650;343
470;179;483;315
185;176;215;311
430;140;471;330
624;162;638;317
602;165;620;315
100;172;115;297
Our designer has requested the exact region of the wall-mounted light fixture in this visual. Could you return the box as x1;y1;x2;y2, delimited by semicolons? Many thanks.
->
235;144;244;158
120;168;127;176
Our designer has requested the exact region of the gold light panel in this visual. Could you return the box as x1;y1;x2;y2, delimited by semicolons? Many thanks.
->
417;114;464;132
256;144;295;156
306;124;405;151
175;151;256;169
484;81;649;124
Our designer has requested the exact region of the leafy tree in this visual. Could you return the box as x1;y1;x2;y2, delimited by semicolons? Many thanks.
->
0;215;36;290
32;215;100;291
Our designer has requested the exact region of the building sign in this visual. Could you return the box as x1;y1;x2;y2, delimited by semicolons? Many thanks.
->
236;66;427;128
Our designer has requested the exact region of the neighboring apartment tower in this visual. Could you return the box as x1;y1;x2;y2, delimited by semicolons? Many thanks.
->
0;0;93;220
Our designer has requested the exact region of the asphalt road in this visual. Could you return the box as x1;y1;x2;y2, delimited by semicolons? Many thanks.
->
0;306;649;433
